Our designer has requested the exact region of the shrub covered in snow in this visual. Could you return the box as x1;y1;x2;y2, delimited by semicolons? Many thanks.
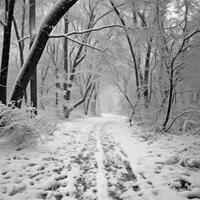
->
0;103;56;145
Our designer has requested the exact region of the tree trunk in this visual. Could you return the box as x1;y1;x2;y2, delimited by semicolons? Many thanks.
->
63;2;97;114
85;83;95;115
29;0;37;114
13;1;28;104
110;0;140;98
64;83;94;118
91;84;98;115
55;67;59;106
21;0;26;51
0;0;16;105
40;64;50;110
13;18;24;67
9;0;78;107
13;16;28;104
21;0;28;103
63;13;71;103
162;71;174;131
143;38;152;107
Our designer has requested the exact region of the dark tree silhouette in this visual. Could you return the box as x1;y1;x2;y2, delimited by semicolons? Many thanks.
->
0;0;16;105
29;0;37;113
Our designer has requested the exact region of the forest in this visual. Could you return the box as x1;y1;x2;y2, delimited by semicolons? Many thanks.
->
0;0;200;200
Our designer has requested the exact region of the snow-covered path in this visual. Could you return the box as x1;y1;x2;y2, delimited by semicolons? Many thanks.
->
0;114;200;200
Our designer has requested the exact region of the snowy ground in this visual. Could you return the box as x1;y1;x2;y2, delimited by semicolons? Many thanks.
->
0;114;200;200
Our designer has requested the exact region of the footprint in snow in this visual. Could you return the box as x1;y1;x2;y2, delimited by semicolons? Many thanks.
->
3;175;11;179
28;162;37;167
8;184;26;196
154;170;161;174
1;171;8;175
37;165;45;171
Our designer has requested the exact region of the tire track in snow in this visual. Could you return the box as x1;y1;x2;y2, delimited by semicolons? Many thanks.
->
72;127;98;200
99;123;140;200
0;118;142;200
96;125;111;200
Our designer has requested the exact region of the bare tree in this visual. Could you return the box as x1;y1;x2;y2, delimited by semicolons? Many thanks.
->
155;0;200;131
9;0;78;107
110;0;140;98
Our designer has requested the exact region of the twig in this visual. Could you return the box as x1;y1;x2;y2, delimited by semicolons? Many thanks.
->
18;35;31;42
54;24;133;37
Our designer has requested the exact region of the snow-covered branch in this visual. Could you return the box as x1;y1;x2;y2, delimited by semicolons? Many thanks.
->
93;1;129;26
49;35;103;52
53;24;131;37
18;35;31;42
172;29;200;64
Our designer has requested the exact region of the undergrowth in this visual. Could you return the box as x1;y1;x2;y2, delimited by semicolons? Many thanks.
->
0;103;56;145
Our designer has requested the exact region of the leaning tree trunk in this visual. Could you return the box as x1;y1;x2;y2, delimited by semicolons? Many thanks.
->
64;82;94;118
9;0;78;107
91;84;99;115
110;0;140;98
0;0;16;105
85;83;95;115
13;18;24;68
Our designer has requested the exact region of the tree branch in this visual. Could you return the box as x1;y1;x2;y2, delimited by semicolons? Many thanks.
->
171;29;200;66
93;1;129;26
164;110;200;132
49;34;103;51
63;24;131;36
110;0;140;96
18;35;31;42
